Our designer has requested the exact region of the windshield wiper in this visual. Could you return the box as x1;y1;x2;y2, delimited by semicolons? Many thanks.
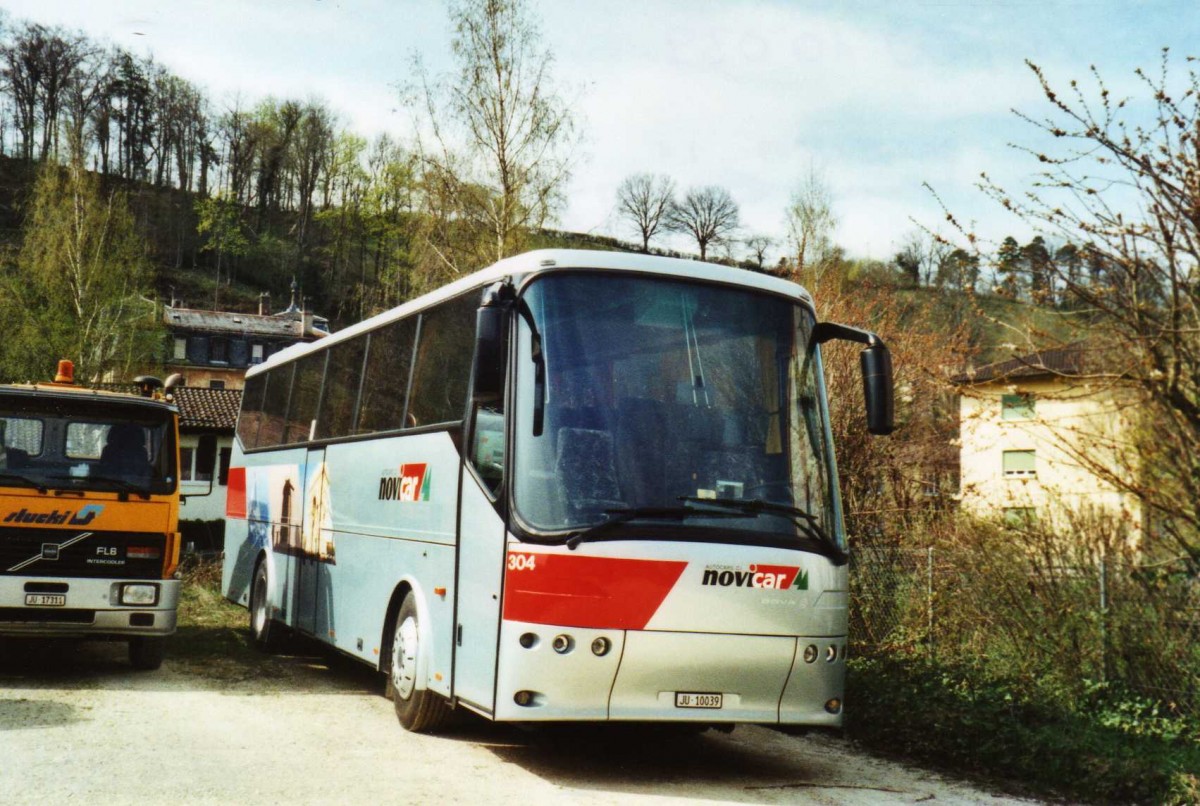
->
0;473;48;494
678;496;848;565
515;297;546;437
564;505;743;550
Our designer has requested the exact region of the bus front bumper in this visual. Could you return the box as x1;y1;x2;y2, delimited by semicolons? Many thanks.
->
0;577;179;638
493;619;846;726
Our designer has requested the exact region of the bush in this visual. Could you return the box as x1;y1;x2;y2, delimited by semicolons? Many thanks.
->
846;655;1200;804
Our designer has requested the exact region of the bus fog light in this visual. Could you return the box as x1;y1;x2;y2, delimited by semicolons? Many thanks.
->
552;634;574;654
514;690;534;706
120;584;158;606
825;645;837;662
803;644;818;663
591;637;611;656
825;698;842;714
519;632;538;649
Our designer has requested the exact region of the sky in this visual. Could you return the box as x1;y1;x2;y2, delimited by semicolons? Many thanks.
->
2;0;1196;263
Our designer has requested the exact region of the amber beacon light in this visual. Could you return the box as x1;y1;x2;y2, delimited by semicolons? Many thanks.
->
54;359;75;384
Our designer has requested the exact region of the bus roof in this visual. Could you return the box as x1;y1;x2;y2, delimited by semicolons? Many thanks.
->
251;249;815;377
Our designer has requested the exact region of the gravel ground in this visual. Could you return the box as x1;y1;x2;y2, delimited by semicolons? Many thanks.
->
0;636;1033;805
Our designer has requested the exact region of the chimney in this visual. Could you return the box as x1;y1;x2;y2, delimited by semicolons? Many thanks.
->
259;292;271;316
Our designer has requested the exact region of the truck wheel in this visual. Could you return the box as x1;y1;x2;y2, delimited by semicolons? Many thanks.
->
128;636;165;670
386;594;451;733
250;560;281;651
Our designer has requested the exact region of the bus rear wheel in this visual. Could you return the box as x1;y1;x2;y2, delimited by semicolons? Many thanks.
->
250;560;281;651
387;594;451;733
128;636;165;670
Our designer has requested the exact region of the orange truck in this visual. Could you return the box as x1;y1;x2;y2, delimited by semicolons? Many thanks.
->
0;361;182;669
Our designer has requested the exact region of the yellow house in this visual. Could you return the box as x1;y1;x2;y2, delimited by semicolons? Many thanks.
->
955;346;1144;537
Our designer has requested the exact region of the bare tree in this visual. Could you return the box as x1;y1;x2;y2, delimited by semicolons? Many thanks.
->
956;51;1200;569
669;185;739;261
744;234;774;270
785;165;837;285
409;0;577;273
615;173;674;252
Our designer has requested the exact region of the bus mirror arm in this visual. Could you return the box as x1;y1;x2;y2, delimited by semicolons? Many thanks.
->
813;322;895;436
471;284;513;406
471;283;546;437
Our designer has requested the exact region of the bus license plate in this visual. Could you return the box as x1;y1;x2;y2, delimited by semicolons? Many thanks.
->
25;594;65;607
675;692;722;709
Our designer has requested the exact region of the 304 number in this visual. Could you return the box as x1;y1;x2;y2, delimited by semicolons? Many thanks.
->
507;553;537;571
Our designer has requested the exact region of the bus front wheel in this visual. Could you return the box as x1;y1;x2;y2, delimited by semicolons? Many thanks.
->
250;560;281;651
387;594;450;733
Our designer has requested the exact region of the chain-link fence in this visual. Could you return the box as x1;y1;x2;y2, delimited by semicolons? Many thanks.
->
850;547;1200;716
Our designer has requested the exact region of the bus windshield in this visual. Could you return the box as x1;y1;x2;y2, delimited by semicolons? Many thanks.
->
511;272;842;551
0;397;177;496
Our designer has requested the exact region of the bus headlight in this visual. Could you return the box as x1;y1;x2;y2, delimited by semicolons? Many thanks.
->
591;637;611;656
803;644;818;663
552;634;574;654
120;584;159;606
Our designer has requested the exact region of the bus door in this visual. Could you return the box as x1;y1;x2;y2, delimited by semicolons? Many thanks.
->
452;463;507;714
296;446;327;637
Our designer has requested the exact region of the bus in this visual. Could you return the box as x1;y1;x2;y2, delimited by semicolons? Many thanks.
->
0;361;183;670
223;249;892;731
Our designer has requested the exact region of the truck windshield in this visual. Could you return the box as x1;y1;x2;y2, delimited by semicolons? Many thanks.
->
0;397;177;496
511;272;842;552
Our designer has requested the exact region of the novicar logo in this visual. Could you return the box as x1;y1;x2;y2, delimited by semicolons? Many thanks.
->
3;505;104;526
701;563;808;591
378;463;431;502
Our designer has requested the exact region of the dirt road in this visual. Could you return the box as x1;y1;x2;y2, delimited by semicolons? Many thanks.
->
0;637;1028;805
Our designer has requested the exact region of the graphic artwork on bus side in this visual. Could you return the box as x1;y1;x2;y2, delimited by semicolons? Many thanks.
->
378;463;431;502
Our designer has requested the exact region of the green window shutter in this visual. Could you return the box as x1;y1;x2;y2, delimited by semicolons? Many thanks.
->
1001;393;1035;420
1002;449;1036;476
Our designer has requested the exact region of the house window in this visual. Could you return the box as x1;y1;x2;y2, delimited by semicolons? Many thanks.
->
1002;449;1036;477
208;380;226;390
211;338;229;364
251;343;264;364
195;434;216;482
218;447;232;486
173;337;187;361
180;446;195;482
1004;507;1037;527
1002;393;1034;420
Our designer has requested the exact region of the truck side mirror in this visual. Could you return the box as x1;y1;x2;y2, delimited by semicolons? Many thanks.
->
813;322;895;436
471;283;512;404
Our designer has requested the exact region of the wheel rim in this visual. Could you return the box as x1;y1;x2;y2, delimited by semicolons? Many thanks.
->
391;615;418;700
252;570;268;637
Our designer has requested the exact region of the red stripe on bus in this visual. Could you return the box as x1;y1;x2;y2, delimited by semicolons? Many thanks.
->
503;552;686;630
226;467;247;519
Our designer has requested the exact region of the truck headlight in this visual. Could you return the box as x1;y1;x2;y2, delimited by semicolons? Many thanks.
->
120;584;159;606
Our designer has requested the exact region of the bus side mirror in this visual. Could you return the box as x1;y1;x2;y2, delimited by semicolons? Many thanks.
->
814;322;895;436
860;344;894;436
471;283;511;404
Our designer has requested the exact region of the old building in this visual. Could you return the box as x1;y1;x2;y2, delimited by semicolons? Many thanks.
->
955;345;1143;536
174;385;243;551
163;285;328;390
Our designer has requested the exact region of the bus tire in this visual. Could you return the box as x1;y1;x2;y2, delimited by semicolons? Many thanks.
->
387;594;451;733
250;560;281;651
128;636;165;670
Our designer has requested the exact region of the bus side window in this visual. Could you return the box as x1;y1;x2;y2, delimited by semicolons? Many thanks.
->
470;407;505;495
358;318;417;434
409;293;478;427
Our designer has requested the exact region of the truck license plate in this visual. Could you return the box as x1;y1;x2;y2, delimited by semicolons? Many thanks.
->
675;692;722;709
25;594;65;607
